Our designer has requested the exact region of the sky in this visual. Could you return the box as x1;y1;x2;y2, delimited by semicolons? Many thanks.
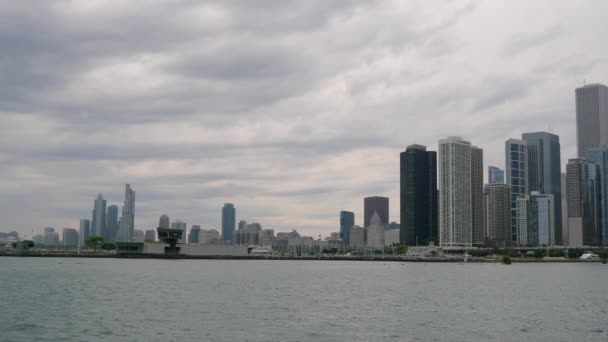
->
1;0;607;239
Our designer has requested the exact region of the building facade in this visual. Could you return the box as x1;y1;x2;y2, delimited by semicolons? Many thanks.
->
400;144;438;245
505;139;528;246
222;203;236;244
159;215;170;229
483;183;511;247
171;221;187;243
488;166;505;184
566;158;601;246
471;146;484;245
188;225;201;243
62;228;79;248
79;219;90;246
587;147;608;245
339;211;355;243
91;194;106;238
575;84;608;158
144;229;156;242
364;196;389;227
116;184;135;242
366;212;385;249
106;205;119;242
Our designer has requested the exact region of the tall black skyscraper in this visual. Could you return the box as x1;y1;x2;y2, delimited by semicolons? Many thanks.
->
400;144;438;245
364;196;389;227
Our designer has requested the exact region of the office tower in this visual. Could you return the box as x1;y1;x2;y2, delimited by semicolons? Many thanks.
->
188;225;201;243
438;137;482;246
91;194;106;238
79;219;90;246
144;229;156;242
116;184;135;242
522;132;562;244
471;146;484;245
221;203;236;244
62;228;79;248
106;205;119;242
366;211;385;249
483;183;511;247
566;158;600;247
339;211;355;243
561;173;569;245
575;83;608;158
505;139;528;246
400;144;438;245
171;221;187;243
159;215;170;229
364;196;389;227
238;220;248;231
515;196;529;246
349;225;365;248
488;166;505;184
518;193;556;247
587;147;608;245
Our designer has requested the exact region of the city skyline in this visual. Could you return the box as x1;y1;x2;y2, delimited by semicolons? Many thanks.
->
1;1;607;238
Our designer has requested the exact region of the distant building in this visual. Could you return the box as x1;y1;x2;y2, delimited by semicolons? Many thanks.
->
400;144;438;246
483;183;511;247
506;138;528;246
91;194;106;238
144;229;156;242
349;226;365;248
385;222;400;230
575;83;608;158
561;173;569;245
159;215;170;229
116;184;135;242
188;225;201;244
222;203;236;244
364;196;389;227
200;229;221;244
566;158;600;247
233;223;261;245
517;192;556;246
471;146;484;246
238;220;248;231
339;211;355;243
62;228;79;248
488;166;504;184
522;131;562;245
366;212;385;249
106;205;119;242
587;147;608;245
258;229;275;246
43;227;59;246
133;229;145;243
384;229;400;246
171;221;187;243
79;219;90;246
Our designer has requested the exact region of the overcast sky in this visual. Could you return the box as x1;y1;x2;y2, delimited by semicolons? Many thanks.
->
1;0;607;238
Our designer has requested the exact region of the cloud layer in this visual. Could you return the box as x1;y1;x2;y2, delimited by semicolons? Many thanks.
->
1;0;607;238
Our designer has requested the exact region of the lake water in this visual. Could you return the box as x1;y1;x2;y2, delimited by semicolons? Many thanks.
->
0;257;606;342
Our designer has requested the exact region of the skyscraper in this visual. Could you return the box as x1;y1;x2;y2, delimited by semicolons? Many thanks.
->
566;158;600;247
561;173;569;245
364;196;389;227
471;146;484;245
522;131;562;244
91;194;106;238
339;211;355;243
106;205;119;242
116;184;135;242
189;225;201;243
400;144;438;245
488;166;505;184
505;139;528;246
222;203;236;244
79;219;90;246
159;215;170;229
483;183;511;247
587;147;608;245
575;83;608;158
438;137;482;246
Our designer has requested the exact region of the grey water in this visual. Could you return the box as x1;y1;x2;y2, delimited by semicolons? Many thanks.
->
0;258;606;342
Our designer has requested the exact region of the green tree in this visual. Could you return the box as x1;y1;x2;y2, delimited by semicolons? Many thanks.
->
101;242;116;251
85;236;105;251
533;250;544;258
394;244;408;255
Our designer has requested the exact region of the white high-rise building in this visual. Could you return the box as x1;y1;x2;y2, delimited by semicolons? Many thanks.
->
366;211;385;249
116;184;135;242
575;84;608;158
438;137;483;247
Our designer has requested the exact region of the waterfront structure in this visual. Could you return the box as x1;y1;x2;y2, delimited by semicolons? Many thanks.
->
522;132;562;245
587;147;608;245
400;144;438;245
106;205;119;242
91;194;106;238
366;211;385;249
566;158;601;246
144;229;156;242
349;225;365;248
188;225;201;243
62;228;79;248
116;184;135;242
79;219;90;246
200;229;221;244
483;183;511;247
561;173;569;245
438;137;483;246
339;211;355;243
159;215;170;229
488;166;505;184
364;196;389;227
575;83;608;158
222;203;236;244
171;221;187;243
505;138;528;246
